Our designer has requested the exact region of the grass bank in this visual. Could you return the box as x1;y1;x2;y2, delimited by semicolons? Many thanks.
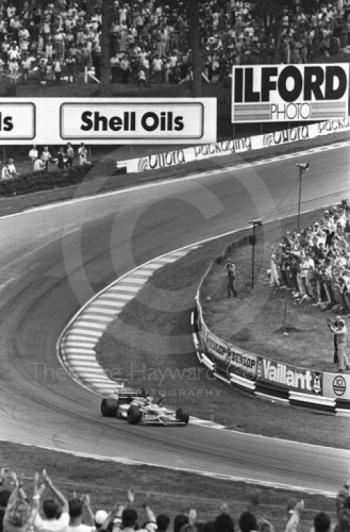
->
200;213;346;373
0;441;337;532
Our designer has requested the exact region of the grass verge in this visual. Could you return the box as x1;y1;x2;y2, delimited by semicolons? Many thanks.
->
0;441;337;532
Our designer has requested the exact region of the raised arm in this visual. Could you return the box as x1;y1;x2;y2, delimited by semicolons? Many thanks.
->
42;470;68;514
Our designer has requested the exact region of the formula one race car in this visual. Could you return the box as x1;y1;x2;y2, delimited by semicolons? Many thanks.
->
100;388;189;426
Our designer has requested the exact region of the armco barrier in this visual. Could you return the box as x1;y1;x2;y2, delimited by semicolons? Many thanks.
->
192;261;350;416
124;117;350;174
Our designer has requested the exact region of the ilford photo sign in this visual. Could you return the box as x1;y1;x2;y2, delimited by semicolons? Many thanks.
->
232;64;349;122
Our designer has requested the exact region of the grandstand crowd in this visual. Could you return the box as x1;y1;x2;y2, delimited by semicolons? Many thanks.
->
0;0;348;86
270;200;350;317
0;468;349;532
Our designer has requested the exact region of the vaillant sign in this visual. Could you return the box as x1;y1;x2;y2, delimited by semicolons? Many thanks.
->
232;64;349;122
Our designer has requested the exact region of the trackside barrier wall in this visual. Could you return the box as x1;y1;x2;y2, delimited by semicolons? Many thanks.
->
192;256;350;415
123;117;350;173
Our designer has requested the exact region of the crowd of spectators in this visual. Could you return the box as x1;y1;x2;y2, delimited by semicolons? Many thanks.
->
0;1;348;88
0;143;90;180
0;467;349;532
270;200;350;316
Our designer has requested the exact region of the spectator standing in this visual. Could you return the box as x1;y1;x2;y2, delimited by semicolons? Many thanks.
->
283;500;304;532
112;508;154;532
41;147;51;171
152;54;163;83
214;513;234;532
270;246;280;289
66;143;75;168
66;54;76;83
335;479;350;532
328;317;339;366
56;148;67;170
312;512;331;532
33;470;69;532
53;58;62;85
2;474;32;532
226;262;237;298
174;515;188;532
77;143;88;166
93;511;108;531
66;495;95;532
120;55;130;83
156;515;170;532
28;145;38;165
0;468;12;532
329;316;350;371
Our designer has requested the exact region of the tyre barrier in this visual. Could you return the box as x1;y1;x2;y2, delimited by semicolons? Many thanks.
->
191;293;350;417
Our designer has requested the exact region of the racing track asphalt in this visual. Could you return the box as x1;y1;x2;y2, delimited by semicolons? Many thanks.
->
0;144;349;494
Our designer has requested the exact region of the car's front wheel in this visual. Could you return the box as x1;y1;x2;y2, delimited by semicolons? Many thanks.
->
127;404;142;424
176;407;190;425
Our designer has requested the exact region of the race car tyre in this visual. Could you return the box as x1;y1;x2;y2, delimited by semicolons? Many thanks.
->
101;398;118;417
176;408;190;425
127;404;142;424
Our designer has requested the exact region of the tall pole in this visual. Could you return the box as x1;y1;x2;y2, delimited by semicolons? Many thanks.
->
297;166;302;231
251;224;256;289
188;0;202;97
100;0;112;92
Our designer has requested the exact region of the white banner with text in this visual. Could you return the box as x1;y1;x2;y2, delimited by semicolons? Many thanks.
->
0;98;217;145
125;117;350;173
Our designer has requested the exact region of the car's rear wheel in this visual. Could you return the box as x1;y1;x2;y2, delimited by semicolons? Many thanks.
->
127;404;142;424
176;408;190;425
101;398;118;417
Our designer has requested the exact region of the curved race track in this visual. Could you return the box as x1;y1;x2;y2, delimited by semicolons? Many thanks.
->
0;144;349;494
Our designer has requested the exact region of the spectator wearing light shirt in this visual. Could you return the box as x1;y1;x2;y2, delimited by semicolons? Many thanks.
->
1;163;12;180
299;252;315;300
7;158;19;178
66;496;95;532
33;470;69;532
151;54;163;83
28;145;38;163
33;158;46;173
41;147;51;171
